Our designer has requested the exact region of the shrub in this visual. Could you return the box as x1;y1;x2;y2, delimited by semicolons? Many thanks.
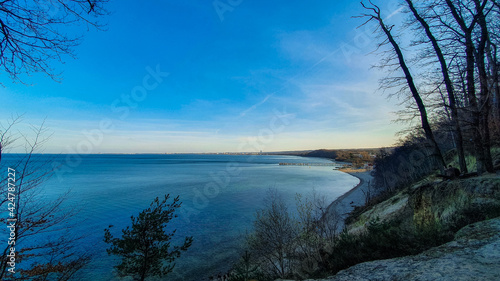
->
327;218;453;274
104;195;193;281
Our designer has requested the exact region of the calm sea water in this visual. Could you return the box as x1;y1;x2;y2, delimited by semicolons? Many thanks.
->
2;154;358;281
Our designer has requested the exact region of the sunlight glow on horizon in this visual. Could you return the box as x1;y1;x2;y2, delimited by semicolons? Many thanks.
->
1;0;406;153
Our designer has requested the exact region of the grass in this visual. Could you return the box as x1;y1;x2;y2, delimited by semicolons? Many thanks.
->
447;146;500;172
492;147;500;165
328;204;500;276
448;204;500;233
448;153;477;173
326;218;453;275
327;166;500;277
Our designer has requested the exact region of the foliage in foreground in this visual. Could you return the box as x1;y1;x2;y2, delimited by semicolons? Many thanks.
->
104;195;193;281
326;219;452;274
0;118;91;281
328;202;500;275
228;177;500;280
227;189;341;281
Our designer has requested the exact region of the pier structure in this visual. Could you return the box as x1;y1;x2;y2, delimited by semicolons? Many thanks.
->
278;162;344;168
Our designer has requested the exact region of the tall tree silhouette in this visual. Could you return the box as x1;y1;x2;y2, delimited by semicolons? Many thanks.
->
359;1;446;172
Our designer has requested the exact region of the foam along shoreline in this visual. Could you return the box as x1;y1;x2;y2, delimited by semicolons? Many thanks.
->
326;170;374;232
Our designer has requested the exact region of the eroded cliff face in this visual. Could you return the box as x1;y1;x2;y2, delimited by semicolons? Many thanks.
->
307;216;500;281
309;174;500;281
347;174;500;235
410;176;500;229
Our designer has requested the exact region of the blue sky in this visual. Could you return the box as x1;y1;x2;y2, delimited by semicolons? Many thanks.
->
1;0;405;153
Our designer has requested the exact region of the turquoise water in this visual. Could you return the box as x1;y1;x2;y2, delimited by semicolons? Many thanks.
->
2;154;358;280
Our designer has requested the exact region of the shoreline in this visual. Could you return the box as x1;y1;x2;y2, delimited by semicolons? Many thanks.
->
326;169;373;231
329;170;366;206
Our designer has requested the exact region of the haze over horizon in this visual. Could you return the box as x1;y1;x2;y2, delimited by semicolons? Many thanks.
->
2;0;406;154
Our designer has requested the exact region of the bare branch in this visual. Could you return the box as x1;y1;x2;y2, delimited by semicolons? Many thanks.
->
0;0;109;83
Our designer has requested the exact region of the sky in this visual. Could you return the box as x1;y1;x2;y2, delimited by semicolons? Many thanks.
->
1;0;406;153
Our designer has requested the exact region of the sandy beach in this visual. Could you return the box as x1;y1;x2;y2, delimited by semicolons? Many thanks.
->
326;170;374;231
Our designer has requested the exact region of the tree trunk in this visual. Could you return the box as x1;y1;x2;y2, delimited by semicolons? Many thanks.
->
487;42;500;142
445;0;487;174
368;6;446;173
474;0;494;172
466;36;487;174
405;0;468;173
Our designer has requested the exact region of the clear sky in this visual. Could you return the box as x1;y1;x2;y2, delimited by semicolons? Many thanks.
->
1;0;405;153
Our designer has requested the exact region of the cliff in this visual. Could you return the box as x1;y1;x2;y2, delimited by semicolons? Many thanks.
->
311;173;500;280
347;174;500;234
308;216;500;281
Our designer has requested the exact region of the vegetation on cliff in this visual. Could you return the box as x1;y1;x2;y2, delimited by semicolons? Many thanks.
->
298;149;378;168
329;174;500;276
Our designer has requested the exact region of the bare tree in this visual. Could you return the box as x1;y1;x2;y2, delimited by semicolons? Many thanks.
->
0;0;109;83
294;191;341;277
360;0;499;175
404;0;468;173
0;119;90;280
359;1;446;173
473;0;495;171
247;189;296;279
241;189;343;279
443;0;495;174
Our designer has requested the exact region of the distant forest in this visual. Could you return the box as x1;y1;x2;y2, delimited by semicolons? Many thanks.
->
276;148;380;167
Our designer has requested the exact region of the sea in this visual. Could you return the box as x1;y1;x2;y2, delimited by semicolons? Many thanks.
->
1;154;358;281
